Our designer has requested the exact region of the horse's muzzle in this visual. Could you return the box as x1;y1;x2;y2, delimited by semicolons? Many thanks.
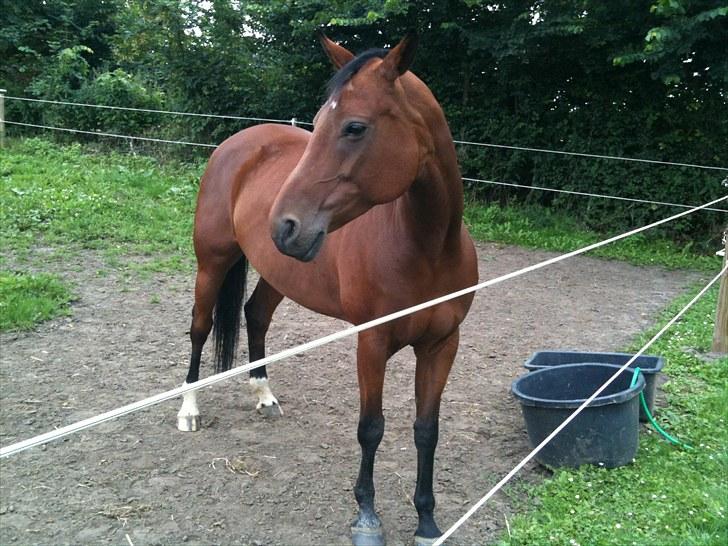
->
271;214;326;262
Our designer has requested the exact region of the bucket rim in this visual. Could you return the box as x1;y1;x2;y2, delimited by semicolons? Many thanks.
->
523;350;665;374
511;363;645;408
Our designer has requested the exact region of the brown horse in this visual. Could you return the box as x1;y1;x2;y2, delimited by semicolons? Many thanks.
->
177;34;478;546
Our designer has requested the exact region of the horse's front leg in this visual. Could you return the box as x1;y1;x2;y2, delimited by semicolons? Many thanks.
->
351;330;389;546
412;329;460;545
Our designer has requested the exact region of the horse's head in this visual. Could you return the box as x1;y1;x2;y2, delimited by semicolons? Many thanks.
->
270;34;422;261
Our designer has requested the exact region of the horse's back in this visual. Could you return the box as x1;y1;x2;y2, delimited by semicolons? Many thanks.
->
194;124;309;262
201;124;309;200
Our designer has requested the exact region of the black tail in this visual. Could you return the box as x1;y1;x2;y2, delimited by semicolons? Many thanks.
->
213;255;248;373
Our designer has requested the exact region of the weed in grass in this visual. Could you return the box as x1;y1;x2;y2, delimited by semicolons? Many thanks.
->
0;271;75;330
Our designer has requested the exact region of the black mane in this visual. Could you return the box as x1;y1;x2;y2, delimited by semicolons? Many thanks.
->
326;48;389;97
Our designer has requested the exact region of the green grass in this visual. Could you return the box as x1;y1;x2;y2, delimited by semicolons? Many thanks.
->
497;286;727;546
464;201;718;271
2;137;715;273
1;138;716;273
0;137;202;258
0;137;203;330
0;271;75;330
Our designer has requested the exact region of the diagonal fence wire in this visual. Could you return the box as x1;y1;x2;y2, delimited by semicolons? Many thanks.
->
433;262;727;545
1;194;725;459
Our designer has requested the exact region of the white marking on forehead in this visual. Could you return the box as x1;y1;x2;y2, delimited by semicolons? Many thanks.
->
330;99;338;110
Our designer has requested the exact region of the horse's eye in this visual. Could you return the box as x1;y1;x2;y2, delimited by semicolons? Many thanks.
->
343;122;367;138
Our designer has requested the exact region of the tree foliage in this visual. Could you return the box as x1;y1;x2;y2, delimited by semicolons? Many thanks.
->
2;0;726;245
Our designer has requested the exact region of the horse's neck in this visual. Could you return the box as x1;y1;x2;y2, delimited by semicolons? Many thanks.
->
395;88;464;258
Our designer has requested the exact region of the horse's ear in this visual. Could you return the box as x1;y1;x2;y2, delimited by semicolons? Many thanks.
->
379;33;419;82
319;32;355;69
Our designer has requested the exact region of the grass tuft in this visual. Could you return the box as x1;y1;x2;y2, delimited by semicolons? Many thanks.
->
0;271;75;330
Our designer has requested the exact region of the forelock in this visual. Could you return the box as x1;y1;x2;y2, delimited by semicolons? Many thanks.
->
326;48;389;98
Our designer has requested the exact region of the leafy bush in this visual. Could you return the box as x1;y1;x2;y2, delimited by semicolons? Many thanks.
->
27;45;93;100
3;1;725;245
73;69;165;134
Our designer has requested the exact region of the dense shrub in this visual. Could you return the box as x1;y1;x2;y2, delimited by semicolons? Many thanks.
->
2;1;725;246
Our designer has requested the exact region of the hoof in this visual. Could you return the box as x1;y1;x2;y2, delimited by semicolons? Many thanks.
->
414;535;441;546
177;414;201;432
257;403;283;418
351;524;385;546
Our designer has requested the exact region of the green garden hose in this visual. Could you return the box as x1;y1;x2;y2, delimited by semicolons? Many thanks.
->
630;367;693;450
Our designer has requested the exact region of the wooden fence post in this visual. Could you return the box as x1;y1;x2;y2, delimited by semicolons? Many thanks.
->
0;88;6;148
713;229;728;353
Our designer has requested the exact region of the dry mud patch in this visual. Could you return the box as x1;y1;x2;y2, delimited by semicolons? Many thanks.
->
0;243;702;545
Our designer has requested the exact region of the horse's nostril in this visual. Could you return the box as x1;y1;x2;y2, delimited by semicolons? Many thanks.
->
283;218;298;242
275;215;301;249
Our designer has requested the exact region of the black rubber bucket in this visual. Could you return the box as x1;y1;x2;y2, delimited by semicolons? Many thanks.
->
511;363;645;468
524;351;664;422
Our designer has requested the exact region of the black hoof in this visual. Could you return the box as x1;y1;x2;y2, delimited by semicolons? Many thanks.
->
351;524;385;546
414;535;441;546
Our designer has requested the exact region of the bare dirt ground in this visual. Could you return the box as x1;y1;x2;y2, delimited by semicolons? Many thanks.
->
0;243;701;546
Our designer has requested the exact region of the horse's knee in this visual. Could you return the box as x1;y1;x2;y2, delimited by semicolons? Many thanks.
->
189;307;213;347
244;300;269;335
358;415;385;449
413;418;438;451
243;303;258;329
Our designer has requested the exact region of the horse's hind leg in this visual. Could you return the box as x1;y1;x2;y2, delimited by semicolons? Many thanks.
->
245;277;284;417
177;257;239;431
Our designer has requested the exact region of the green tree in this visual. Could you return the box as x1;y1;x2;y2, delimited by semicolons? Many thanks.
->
0;0;121;95
2;0;724;243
